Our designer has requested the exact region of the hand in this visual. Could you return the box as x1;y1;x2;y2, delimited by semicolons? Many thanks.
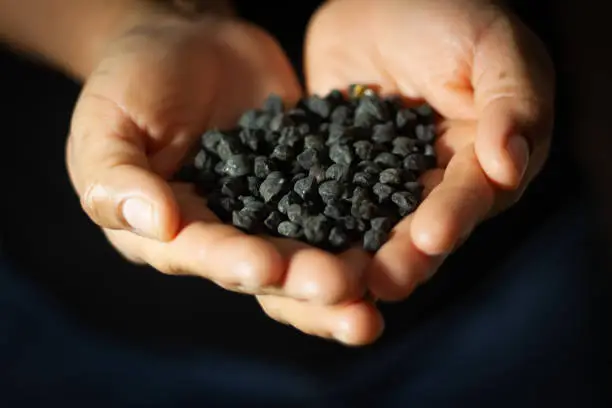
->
305;0;555;301
66;6;380;344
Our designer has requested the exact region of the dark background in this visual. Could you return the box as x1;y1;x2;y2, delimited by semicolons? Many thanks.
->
0;0;608;386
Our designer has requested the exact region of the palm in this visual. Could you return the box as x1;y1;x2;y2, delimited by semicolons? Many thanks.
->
306;0;554;300
73;20;298;180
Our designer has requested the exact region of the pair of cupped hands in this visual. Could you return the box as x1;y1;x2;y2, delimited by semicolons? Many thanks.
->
66;0;554;345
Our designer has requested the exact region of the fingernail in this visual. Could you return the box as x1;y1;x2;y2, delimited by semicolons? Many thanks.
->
507;135;530;182
122;198;157;239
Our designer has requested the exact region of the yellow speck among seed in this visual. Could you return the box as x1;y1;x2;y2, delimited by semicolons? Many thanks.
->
349;84;370;99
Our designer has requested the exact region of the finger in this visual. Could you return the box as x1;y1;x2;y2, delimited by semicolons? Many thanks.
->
411;145;495;256
108;225;366;303
257;296;384;346
420;168;444;196
67;94;180;241
259;240;369;304
105;184;368;303
366;170;443;301
435;120;476;168
472;13;555;189
105;183;285;289
368;217;446;302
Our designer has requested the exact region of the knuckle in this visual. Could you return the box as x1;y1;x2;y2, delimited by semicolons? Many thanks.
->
320;279;351;305
298;327;324;339
103;229;146;265
258;297;287;324
80;182;106;224
155;260;185;276
233;284;261;295
214;281;233;290
215;281;244;293
142;246;183;276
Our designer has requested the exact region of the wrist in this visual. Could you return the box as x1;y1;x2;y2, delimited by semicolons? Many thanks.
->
0;0;234;81
0;1;166;80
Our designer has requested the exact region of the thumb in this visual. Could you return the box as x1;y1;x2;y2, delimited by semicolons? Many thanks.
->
473;13;555;190
67;95;180;241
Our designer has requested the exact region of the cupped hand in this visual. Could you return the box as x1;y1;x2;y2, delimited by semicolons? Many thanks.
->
306;0;555;301
66;7;381;344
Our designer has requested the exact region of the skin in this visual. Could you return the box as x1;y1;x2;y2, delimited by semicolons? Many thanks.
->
0;0;554;346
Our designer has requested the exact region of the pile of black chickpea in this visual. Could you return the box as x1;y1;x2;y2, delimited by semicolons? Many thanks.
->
175;85;437;253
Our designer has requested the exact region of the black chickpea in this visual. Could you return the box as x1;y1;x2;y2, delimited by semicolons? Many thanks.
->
175;86;437;253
